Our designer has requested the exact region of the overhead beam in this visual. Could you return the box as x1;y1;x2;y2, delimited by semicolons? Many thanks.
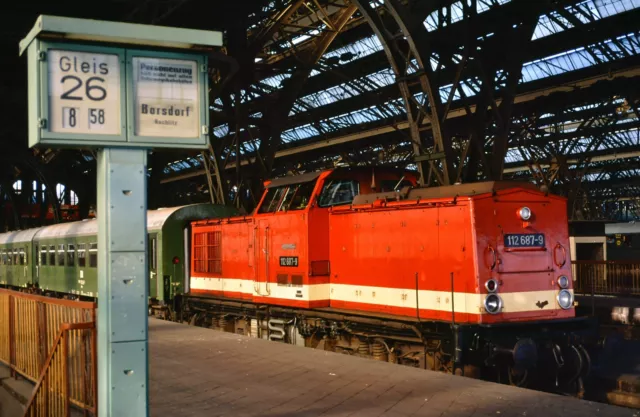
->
161;65;640;184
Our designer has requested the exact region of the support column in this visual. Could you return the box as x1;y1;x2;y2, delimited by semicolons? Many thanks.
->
97;148;148;417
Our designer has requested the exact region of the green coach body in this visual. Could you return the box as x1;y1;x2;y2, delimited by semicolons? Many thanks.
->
0;204;236;302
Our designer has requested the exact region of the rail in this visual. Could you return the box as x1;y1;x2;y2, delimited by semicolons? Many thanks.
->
0;289;97;416
572;260;640;296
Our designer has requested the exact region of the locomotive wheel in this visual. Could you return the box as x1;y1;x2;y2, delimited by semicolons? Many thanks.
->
508;367;529;388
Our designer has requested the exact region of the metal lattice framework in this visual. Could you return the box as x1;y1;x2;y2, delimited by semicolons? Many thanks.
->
1;0;639;223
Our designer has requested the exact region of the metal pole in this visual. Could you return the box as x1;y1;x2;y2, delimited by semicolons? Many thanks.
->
97;148;149;417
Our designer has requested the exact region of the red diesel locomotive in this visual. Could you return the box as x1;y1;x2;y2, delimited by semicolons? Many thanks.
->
180;167;595;394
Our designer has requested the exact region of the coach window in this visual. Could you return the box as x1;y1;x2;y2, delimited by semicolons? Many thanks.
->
150;236;158;272
19;249;25;266
0;250;5;265
13;249;19;266
6;250;12;265
57;245;65;266
77;244;86;267
318;179;360;207
49;246;56;266
40;246;47;266
89;243;98;268
67;244;75;266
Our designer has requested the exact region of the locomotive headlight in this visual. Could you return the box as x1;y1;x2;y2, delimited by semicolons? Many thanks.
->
484;294;503;314
518;206;532;221
485;278;499;293
557;275;570;289
557;289;574;309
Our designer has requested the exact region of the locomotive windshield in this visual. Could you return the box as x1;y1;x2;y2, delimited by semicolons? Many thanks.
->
258;180;316;213
318;179;360;207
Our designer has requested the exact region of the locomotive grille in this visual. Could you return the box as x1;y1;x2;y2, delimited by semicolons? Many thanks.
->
277;274;288;286
291;275;303;287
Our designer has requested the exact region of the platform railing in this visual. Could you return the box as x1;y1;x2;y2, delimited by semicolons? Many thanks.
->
0;289;97;416
572;260;640;296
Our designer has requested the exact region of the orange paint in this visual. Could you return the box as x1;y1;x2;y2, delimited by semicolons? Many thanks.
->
190;169;574;324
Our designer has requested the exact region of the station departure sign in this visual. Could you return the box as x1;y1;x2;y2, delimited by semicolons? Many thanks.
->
19;15;222;149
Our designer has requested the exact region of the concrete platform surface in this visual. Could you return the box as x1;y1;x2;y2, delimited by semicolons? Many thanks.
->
149;319;637;417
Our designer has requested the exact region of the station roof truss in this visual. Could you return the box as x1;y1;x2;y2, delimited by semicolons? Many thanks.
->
1;0;640;221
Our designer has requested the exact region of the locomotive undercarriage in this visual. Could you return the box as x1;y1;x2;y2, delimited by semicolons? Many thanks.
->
177;294;598;397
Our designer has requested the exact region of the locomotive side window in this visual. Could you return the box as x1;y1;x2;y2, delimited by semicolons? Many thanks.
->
259;187;286;214
318;179;360;207
89;243;98;268
194;233;206;273
207;232;222;274
280;181;315;212
67;244;76;266
77;244;86;267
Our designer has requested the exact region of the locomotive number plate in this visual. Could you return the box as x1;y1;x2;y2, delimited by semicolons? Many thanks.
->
280;256;299;267
504;233;545;248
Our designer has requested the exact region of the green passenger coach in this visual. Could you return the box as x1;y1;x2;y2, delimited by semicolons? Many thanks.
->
0;228;42;289
0;204;235;310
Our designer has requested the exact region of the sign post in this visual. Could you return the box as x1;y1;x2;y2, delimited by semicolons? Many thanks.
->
20;15;222;416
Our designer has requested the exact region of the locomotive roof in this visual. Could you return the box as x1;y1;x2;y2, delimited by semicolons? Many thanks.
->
266;171;323;189
266;166;415;189
352;181;539;205
0;227;45;245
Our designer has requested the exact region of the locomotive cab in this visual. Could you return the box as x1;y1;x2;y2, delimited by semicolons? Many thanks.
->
252;167;416;307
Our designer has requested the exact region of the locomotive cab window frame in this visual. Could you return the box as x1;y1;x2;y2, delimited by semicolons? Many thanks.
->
258;180;317;214
318;179;360;207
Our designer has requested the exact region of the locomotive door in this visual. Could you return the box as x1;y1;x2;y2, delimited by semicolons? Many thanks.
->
255;219;272;296
438;207;468;322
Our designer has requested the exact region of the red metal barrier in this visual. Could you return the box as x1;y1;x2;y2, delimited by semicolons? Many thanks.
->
572;260;640;296
0;289;97;416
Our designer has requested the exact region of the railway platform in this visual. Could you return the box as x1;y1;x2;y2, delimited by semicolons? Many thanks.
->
148;319;635;417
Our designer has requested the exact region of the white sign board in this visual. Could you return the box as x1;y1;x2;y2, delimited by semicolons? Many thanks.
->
132;57;200;138
48;50;121;135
